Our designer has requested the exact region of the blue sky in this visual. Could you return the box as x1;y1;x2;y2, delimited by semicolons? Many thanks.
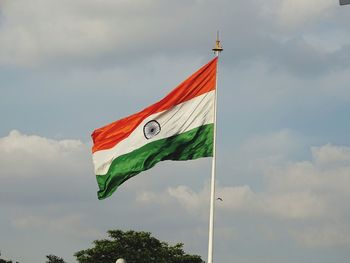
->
1;0;350;262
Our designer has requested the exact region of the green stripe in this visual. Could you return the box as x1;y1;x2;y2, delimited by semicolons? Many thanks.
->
96;123;214;200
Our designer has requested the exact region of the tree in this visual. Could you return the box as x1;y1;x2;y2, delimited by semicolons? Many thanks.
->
74;230;204;263
46;254;66;263
0;251;13;263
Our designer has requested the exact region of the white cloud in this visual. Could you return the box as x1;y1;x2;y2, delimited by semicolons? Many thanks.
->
137;184;210;216
0;0;118;65
261;144;350;220
162;183;327;220
136;140;350;247
0;130;90;178
139;185;275;217
0;0;348;80
277;0;333;27
262;191;326;219
168;185;209;214
312;143;350;166
0;0;213;66
268;145;350;200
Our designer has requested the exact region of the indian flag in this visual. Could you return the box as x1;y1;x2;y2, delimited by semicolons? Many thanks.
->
92;57;218;199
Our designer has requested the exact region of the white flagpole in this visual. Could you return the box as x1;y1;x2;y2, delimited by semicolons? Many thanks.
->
208;31;223;263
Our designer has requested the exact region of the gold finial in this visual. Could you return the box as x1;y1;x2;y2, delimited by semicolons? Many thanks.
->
212;31;223;53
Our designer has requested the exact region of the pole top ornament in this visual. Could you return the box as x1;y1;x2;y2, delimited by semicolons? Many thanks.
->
212;31;223;53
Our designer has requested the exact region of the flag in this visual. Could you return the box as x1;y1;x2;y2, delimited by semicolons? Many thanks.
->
91;57;218;199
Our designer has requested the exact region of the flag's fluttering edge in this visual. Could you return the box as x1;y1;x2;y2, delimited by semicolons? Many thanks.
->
91;58;218;199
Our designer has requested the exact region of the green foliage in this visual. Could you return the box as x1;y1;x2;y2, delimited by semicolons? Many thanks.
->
0;251;13;263
74;230;204;263
46;254;66;263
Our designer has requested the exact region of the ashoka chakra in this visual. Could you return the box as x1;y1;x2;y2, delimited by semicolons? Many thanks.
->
143;120;161;139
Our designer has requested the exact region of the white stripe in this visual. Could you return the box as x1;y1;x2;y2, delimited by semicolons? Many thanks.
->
93;90;215;175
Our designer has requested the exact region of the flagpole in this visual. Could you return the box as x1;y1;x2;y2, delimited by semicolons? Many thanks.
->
208;31;223;263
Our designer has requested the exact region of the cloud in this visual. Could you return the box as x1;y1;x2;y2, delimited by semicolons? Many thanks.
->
265;38;350;76
0;0;217;66
138;183;325;221
0;130;96;206
312;143;350;166
136;184;210;217
1;0;349;79
263;191;326;220
0;130;89;178
137;140;350;248
0;0;117;66
168;185;209;213
277;0;333;27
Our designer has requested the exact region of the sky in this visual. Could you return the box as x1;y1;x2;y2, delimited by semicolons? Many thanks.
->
1;0;350;262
